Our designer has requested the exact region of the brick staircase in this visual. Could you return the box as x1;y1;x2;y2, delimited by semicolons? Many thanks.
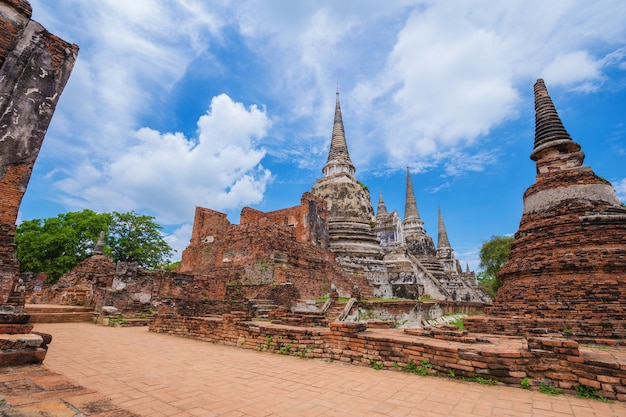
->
24;304;94;323
250;299;278;319
326;301;347;321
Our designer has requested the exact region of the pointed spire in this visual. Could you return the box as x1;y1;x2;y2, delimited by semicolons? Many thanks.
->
437;206;451;249
94;231;105;255
531;79;581;161
322;92;355;177
377;189;387;216
404;167;421;221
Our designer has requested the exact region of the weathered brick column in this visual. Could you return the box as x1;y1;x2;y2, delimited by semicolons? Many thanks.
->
465;79;626;339
0;0;78;305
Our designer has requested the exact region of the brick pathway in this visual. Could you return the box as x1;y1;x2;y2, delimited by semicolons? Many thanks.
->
32;323;626;416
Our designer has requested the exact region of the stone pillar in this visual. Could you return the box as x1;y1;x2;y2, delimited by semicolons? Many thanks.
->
0;0;79;304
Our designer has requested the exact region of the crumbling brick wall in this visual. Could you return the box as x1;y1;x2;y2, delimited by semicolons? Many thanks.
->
0;0;78;304
178;194;371;300
151;314;626;401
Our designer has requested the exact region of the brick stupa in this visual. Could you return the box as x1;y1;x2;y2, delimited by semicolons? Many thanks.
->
465;79;626;340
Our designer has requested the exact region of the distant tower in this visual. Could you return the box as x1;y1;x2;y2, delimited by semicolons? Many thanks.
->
322;91;356;178
402;168;425;235
374;189;402;247
402;168;435;257
436;206;459;272
376;189;387;216
93;231;106;255
436;206;451;255
311;92;383;268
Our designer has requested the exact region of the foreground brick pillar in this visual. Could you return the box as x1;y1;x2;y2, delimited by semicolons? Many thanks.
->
0;0;78;366
0;0;78;304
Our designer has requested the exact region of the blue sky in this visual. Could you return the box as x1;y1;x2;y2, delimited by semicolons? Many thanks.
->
23;0;626;270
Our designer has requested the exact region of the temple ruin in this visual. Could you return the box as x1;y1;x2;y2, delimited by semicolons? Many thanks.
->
465;79;626;340
149;79;626;401
176;92;489;305
0;0;78;365
1;0;623;397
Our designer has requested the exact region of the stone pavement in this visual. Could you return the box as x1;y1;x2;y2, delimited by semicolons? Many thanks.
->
15;323;626;416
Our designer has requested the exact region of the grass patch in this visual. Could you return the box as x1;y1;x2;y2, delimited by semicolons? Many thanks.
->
402;359;432;376
539;383;563;395
449;318;465;330
369;359;384;370
574;384;610;402
520;377;530;390
475;376;498;385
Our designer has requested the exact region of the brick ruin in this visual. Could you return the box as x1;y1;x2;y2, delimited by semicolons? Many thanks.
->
0;0;78;365
1;1;622;396
23;91;489;326
465;79;626;340
309;93;489;303
150;80;626;401
177;192;372;301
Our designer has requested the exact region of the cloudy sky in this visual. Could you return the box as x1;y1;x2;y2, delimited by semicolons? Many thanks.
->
23;0;626;269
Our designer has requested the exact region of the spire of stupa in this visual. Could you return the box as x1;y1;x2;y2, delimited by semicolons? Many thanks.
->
322;91;355;177
376;189;388;216
437;206;451;249
530;79;582;162
404;167;421;221
94;231;105;255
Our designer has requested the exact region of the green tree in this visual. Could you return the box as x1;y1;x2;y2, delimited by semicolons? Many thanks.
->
15;210;174;283
107;211;173;268
478;235;514;296
15;209;110;283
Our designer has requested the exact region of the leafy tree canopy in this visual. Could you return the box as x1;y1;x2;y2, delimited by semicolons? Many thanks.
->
478;235;514;296
107;211;173;268
15;210;110;283
15;210;173;283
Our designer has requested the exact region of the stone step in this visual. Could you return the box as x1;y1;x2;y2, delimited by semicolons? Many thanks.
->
0;333;44;350
25;304;92;313
25;304;94;323
0;347;47;366
27;312;94;323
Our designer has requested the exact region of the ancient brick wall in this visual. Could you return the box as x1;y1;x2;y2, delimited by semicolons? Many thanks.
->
242;192;329;247
27;255;116;306
178;195;371;300
151;315;626;401
0;0;78;304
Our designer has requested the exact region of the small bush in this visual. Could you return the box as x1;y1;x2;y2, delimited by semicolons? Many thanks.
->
520;377;530;390
574;384;609;402
539;383;563;395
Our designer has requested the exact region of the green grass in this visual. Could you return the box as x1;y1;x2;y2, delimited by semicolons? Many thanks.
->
402;359;432;376
449;318;465;330
475;376;498;385
574;384;610;402
539;383;563;395
520;377;530;390
369;359;384;370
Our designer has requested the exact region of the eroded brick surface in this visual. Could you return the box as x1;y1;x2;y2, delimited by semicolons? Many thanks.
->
0;0;78;304
465;79;626;339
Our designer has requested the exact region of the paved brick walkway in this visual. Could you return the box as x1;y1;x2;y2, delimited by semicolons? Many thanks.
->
33;323;626;416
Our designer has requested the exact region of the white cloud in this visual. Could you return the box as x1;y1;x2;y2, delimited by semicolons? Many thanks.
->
614;178;626;202
542;51;602;90
164;223;193;259
25;0;626;231
347;0;626;171
31;0;223;161
56;94;272;224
